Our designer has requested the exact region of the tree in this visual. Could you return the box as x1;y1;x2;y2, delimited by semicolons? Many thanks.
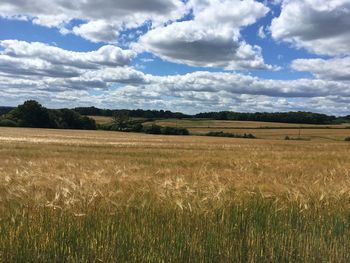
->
112;110;130;130
9;100;56;128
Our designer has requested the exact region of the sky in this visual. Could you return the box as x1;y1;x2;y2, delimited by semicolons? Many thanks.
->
0;0;350;115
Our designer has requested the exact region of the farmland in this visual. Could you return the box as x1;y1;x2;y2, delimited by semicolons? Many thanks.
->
0;127;350;262
112;117;350;141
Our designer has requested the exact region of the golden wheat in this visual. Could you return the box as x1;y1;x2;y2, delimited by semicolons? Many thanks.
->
0;127;349;213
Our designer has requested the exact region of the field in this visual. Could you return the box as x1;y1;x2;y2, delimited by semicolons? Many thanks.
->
1;127;350;262
89;115;114;125
91;116;350;141
144;118;350;141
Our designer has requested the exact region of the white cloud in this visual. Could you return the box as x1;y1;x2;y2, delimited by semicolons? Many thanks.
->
1;65;350;114
0;0;187;43
270;0;350;56
1;40;349;101
0;38;350;115
150;71;350;98
258;26;266;39
0;40;135;70
291;57;350;81
137;0;273;70
72;20;121;43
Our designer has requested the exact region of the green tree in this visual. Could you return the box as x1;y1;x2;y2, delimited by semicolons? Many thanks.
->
9;100;56;128
112;111;130;130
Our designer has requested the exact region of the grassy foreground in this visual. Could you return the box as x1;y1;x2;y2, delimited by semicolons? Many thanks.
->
0;127;350;262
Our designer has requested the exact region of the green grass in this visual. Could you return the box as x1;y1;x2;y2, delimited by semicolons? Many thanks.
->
1;199;349;262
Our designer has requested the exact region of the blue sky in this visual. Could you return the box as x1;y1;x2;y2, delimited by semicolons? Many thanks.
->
0;0;350;115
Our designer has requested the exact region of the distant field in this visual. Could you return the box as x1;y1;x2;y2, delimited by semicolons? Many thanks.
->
144;118;350;141
89;115;147;125
145;118;348;128
0;127;349;262
89;115;113;124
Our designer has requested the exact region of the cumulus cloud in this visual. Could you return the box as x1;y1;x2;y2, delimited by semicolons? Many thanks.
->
1;54;350;114
270;0;350;56
0;0;187;43
137;0;274;70
149;71;350;98
0;40;146;92
0;40;136;81
1;40;349;103
72;20;121;43
291;57;350;81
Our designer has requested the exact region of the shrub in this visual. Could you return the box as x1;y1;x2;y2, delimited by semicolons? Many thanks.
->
160;126;190;135
0;119;18;127
55;109;96;130
345;137;350;141
206;131;256;139
143;124;162;134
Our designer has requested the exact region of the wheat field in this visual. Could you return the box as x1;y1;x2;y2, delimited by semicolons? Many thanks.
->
0;127;350;262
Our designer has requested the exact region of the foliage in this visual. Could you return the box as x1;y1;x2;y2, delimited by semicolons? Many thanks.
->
284;136;310;141
112;110;130;130
7;100;56;128
74;106;189;119
142;124;190;135
345;137;350;141
206;131;256;139
72;106;350;125
143;124;162;134
54;109;96;130
0;119;18;127
196;111;337;124
0;106;14;116
4;101;96;130
160;126;190;135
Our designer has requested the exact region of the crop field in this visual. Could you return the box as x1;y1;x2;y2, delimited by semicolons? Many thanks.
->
91;116;350;140
89;115;114;125
146;118;347;129
0;127;350;262
145;119;350;141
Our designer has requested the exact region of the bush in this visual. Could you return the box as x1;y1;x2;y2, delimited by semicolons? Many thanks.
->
160;126;189;135
55;109;96;130
206;131;256;139
121;123;144;133
345;137;350;141
0;119;18;127
143;124;162;134
285;136;290;140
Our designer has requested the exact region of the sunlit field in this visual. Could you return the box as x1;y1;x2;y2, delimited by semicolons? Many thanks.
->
0;127;350;262
91;116;350;141
144;118;350;141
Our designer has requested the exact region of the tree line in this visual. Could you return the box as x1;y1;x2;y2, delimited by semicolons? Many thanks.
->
74;106;190;119
2;102;350;126
0;101;96;129
0;101;190;135
194;111;338;124
73;106;350;125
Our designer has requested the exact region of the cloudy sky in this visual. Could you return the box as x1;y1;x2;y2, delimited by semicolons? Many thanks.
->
0;0;350;115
